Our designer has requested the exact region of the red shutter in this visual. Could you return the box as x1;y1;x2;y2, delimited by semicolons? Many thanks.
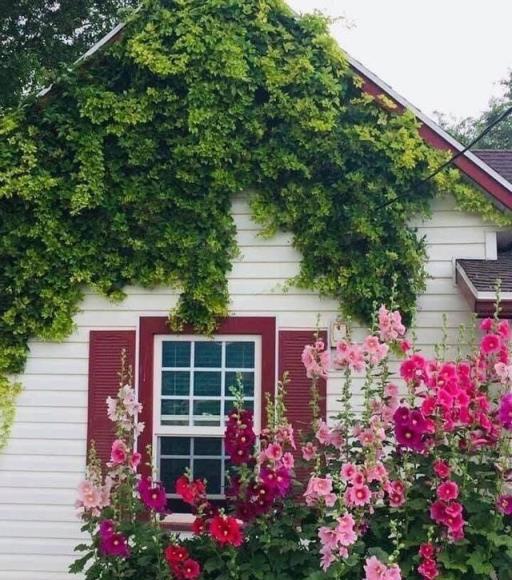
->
278;330;327;480
87;330;136;467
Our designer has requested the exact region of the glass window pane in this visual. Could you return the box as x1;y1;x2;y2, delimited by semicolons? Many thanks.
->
160;437;190;456
194;342;222;368
194;437;222;456
162;341;191;367
194;371;221;396
225;371;254;397
226;342;254;368
193;400;221;426
162;371;190;396
161;457;189;495
194;459;222;494
161;400;189;426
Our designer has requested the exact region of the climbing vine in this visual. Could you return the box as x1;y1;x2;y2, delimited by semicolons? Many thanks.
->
0;0;502;443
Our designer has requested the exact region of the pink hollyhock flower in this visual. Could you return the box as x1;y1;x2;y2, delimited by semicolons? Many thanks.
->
320;547;336;572
498;393;512;430
419;543;436;559
364;556;402;580
480;334;502;355
301;441;317;461
445;502;463;517
324;493;337;507
110;439;128;465
328;427;345;449
496;494;512;515
363;335;389;364
318;526;338;550
302;343;330;379
495;362;512;381
315;420;331;445
385;383;399;398
480;318;493;332
366;462;388;483
418;558;439;580
347;344;366;372
340;463;358;482
138;477;167;512
358;428;376;447
265;442;283;461
437;481;459;502
336;514;357;546
129;452;141;471
99;532;130;558
430;500;447;523
346;484;371;507
433;460;451;479
498;320;511;340
312;476;333;496
400;354;427;383
334;339;351;366
386;480;406;507
399;339;412;353
282;452;294;470
77;480;101;509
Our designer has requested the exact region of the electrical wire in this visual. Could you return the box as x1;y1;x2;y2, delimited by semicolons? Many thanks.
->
376;103;512;211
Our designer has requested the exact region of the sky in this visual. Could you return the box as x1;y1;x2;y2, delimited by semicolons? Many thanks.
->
288;0;512;121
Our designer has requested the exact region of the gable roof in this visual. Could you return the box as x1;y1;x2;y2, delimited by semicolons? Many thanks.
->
473;150;512;185
36;12;512;212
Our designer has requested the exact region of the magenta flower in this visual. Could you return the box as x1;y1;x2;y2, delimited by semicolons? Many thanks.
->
436;481;459;502
99;519;115;539
395;423;424;452
393;407;410;426
497;494;512;515
110;439;128;465
138;477;167;512
480;333;502;355
498;393;512;430
99;532;130;558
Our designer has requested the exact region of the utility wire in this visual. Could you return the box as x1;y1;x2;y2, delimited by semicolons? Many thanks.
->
376;103;512;211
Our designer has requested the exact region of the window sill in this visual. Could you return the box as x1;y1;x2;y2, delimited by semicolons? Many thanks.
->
161;513;195;534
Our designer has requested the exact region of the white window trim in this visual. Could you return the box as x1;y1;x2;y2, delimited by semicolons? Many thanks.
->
152;334;262;508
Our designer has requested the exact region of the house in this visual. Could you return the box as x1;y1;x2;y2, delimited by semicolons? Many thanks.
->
1;5;512;579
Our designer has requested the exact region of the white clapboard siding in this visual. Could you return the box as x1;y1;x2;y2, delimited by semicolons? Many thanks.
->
0;193;497;576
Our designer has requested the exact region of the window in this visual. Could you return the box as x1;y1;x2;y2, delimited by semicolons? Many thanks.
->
153;335;261;510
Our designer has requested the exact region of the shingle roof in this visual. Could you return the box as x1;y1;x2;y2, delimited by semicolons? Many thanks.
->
473;150;512;185
457;254;512;292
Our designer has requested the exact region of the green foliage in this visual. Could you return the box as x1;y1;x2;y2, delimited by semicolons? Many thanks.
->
0;0;137;110
0;0;498;444
0;375;21;451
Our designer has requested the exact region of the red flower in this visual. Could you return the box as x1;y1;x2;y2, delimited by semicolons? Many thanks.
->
209;515;243;546
192;517;206;535
165;544;188;564
176;475;206;505
182;559;201;579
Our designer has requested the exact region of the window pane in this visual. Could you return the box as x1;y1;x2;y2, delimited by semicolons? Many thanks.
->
194;459;222;494
194;371;221;396
161;457;189;494
194;437;222;456
162;371;190;396
193;400;221;426
160;437;190;456
225;371;254;397
161;400;189;425
226;342;255;368
162;341;191;367
194;341;222;368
